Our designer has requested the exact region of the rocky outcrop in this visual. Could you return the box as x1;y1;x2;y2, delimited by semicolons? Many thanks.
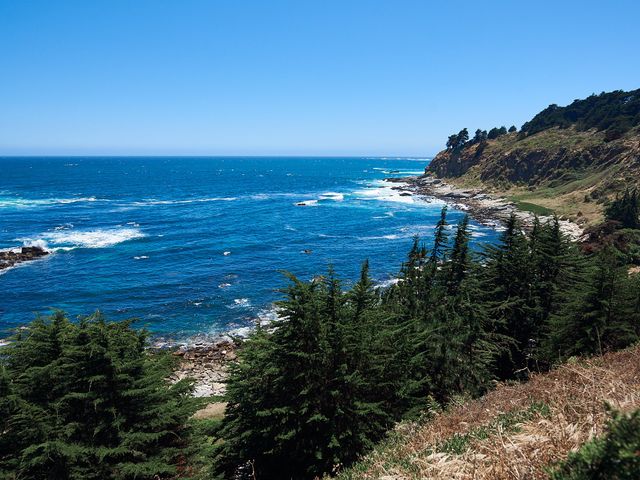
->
0;246;49;271
427;127;640;193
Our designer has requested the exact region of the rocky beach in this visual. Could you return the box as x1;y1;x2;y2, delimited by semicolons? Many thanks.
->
386;174;584;240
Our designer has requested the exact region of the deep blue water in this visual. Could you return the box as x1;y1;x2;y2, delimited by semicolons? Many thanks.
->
0;157;499;340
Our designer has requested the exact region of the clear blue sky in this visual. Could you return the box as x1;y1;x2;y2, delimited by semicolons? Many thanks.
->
1;0;639;156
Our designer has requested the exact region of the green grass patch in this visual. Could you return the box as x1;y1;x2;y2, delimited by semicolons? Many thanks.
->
511;200;555;216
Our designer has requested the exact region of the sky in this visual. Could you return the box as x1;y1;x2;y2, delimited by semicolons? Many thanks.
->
1;0;639;156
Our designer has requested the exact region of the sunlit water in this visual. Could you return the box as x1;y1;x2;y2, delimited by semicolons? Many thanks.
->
0;157;500;340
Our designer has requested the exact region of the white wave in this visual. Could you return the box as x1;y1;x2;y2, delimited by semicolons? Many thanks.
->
223;251;231;256
376;278;400;289
227;326;253;338
54;223;74;231
353;182;415;205
319;192;345;201
227;298;251;309
133;255;149;260
18;227;146;250
218;283;232;288
353;180;444;206
21;239;51;251
252;192;312;201
131;197;236;206
0;196;98;209
358;233;402;241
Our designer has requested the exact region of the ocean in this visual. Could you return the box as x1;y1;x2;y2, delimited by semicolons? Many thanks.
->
0;157;500;341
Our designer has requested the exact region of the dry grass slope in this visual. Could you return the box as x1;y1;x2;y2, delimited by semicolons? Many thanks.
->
336;345;640;480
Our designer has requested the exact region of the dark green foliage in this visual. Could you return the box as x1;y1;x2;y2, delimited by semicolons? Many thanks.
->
521;89;640;137
0;312;198;480
446;128;469;151
212;208;640;478
213;268;394;479
508;125;517;133
550;408;640;480
605;188;640;229
472;129;488;144
487;126;508;140
5;211;640;479
545;246;639;360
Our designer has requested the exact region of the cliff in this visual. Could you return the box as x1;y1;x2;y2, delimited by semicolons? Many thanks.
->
426;89;640;226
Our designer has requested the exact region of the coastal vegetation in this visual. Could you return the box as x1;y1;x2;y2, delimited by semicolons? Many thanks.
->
430;88;640;227
3;90;640;478
0;313;201;479
210;208;640;479
2;208;640;479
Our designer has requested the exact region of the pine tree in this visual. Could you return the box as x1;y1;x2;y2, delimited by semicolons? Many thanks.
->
0;312;198;480
214;271;393;479
546;247;638;360
481;215;534;378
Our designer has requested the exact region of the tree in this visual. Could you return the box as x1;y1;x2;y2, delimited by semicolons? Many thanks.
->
481;215;534;378
214;271;393;479
605;188;640;229
508;125;517;133
446;129;469;151
457;128;469;145
546;247;637;360
472;129;488;143
0;312;198;480
446;133;459;150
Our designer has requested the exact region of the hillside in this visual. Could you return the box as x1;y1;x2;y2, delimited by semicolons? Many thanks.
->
427;89;640;226
334;344;640;480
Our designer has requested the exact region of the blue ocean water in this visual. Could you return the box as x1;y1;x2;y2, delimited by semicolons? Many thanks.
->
0;157;499;340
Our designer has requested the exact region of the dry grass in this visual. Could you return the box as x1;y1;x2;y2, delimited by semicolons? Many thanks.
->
337;345;640;479
192;401;227;420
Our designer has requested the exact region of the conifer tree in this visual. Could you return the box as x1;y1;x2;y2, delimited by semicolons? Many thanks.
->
214;271;392;479
0;312;198;480
481;215;534;378
546;247;638;359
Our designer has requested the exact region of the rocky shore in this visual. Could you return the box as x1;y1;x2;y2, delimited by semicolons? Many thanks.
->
0;246;49;271
386;175;584;240
162;336;240;397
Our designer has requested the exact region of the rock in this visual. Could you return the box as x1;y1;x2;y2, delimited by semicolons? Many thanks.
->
0;245;49;271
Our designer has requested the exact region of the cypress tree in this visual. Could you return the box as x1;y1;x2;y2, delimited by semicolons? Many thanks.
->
0;312;198;480
546;247;638;360
481;215;534;378
215;271;392;479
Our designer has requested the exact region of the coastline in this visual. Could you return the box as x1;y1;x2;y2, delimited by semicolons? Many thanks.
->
2;172;585;399
165;176;586;398
385;174;584;240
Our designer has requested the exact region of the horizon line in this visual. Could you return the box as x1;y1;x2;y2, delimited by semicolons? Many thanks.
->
0;154;435;159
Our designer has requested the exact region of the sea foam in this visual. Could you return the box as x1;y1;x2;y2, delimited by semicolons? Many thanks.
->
0;196;98;209
18;227;146;251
